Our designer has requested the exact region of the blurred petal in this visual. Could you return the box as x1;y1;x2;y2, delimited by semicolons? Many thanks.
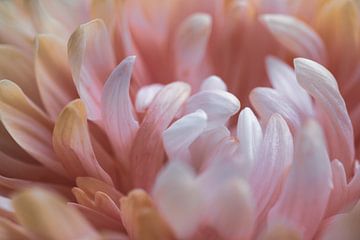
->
135;84;164;113
0;218;32;240
13;188;100;240
120;189;175;240
35;34;77;120
261;14;326;62
200;75;227;92
153;161;202;238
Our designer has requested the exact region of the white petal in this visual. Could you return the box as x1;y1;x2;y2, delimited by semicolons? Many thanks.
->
135;84;164;113
186;90;240;130
163;109;207;162
200;75;227;91
152;161;202;239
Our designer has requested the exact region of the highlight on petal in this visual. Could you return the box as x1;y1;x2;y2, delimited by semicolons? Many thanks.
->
267;120;332;239
237;107;263;167
294;58;354;173
68;19;116;121
0;80;67;177
153;161;202;239
135;84;164;113
120;189;175;240
163;109;207;162
53;99;113;184
35;34;77;120
200;75;228;92
12;188;100;240
186;90;240;130
261;14;326;62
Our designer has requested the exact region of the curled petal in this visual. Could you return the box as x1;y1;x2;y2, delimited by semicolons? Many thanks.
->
163;109;207;162
261;14;326;63
53;99;113;185
294;58;354;174
135;84;164;113
200;75;227;92
0;80;67;177
68;19;116;121
102;56;139;162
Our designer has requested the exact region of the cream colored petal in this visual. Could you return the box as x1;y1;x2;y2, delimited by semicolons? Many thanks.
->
53;99;113;185
35;34;77;120
0;80;67;177
120;189;175;240
12;188;100;240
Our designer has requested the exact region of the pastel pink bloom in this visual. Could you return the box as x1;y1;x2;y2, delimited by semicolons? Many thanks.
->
0;0;359;240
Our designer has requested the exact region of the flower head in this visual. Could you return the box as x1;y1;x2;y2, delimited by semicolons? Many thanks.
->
0;0;359;239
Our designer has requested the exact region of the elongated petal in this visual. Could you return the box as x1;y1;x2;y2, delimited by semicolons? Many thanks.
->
102;56;139;162
0;218;32;240
130;82;191;190
186;90;240;130
251;114;293;221
0;80;67;177
265;56;313;116
68;19;115;121
153;161;202;238
12;188;100;240
261;14;326;62
35;34;77;120
175;13;212;82
237;107;263;167
294;58;354;174
163;109;207;162
53;99;113;184
267;120;332;240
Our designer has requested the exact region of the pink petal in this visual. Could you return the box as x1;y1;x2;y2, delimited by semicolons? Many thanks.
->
130;82;191;190
265;56;313;116
250;114;293;222
68;19;116;121
261;14;326;63
101;56;139;163
294;58;354;174
267;120;332;240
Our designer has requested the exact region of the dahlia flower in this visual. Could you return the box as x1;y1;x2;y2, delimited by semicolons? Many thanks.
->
0;0;359;239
